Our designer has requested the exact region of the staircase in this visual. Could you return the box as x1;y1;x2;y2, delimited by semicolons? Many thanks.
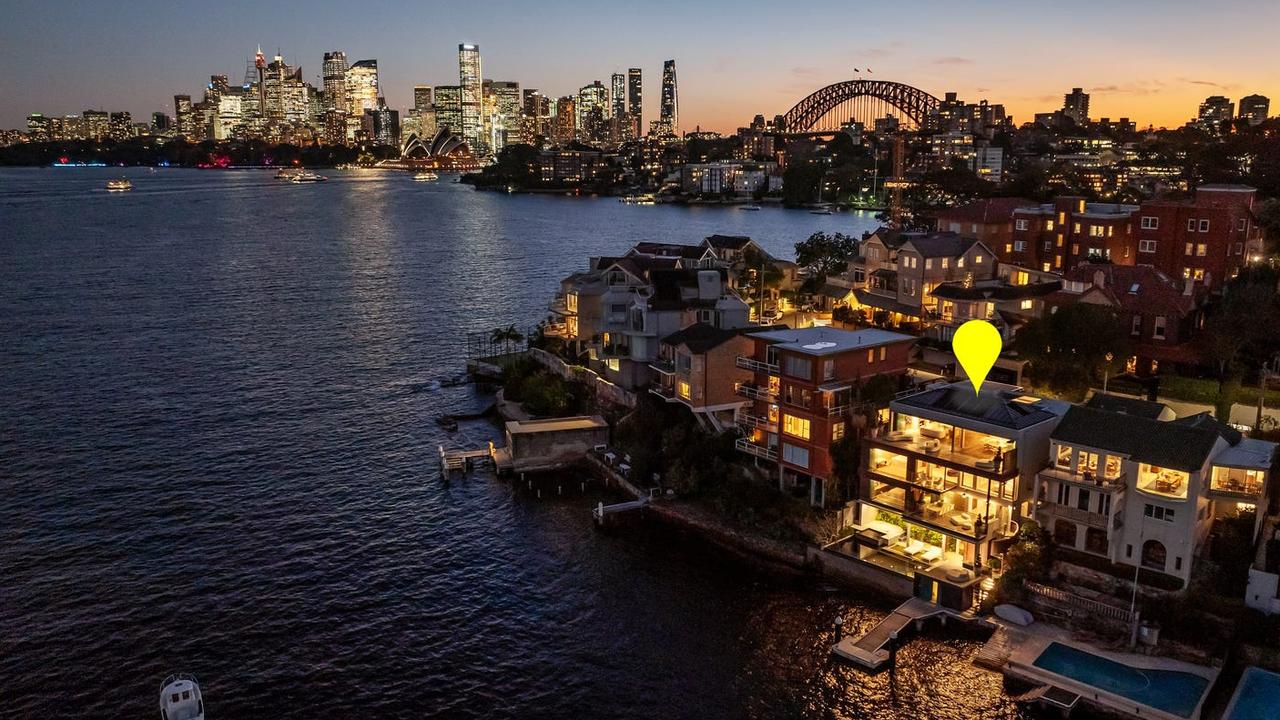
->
972;627;1013;670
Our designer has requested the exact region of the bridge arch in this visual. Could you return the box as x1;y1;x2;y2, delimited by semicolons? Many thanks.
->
782;80;940;132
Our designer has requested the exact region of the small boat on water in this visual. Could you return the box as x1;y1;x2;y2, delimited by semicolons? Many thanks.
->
740;204;762;211
159;673;204;720
809;208;833;215
105;179;133;192
290;171;328;183
413;171;439;182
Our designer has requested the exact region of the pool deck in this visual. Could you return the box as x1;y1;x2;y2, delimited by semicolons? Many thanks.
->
993;620;1218;720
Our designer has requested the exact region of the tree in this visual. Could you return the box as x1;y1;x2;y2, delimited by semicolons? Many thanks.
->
1203;267;1280;394
793;231;859;291
1013;304;1130;399
1257;198;1280;257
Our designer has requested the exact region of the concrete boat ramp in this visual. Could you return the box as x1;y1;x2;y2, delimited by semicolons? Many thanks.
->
832;596;985;670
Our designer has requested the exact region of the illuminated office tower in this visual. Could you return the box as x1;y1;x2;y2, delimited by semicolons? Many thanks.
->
1197;95;1235;134
458;44;484;153
611;73;626;119
660;59;678;135
577;80;607;141
553;95;576;146
627;68;642;138
485;80;521;153
1239;94;1270;126
346;59;379;140
413;85;433;113
323;51;349;113
521;89;550;144
435;85;462;135
174;95;195;140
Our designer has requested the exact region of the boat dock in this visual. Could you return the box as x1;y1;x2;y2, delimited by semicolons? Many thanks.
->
832;596;981;670
439;444;496;475
591;495;651;525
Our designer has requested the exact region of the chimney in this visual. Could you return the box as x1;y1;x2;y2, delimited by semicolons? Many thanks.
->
1093;270;1106;289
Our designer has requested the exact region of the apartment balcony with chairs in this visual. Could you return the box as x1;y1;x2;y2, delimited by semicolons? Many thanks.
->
736;437;778;461
1208;465;1266;500
1037;465;1128;494
649;358;675;375
866;422;1018;479
735;355;779;375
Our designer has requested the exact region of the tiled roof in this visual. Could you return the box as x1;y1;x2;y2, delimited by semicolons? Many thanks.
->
1050;405;1221;472
1054;263;1198;317
704;234;755;250
936;197;1039;225
659;322;744;353
901;232;980;258
629;241;705;259
930;279;1062;301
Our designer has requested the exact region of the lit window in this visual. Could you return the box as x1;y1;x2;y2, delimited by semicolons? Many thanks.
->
974;254;983;264
941;258;950;269
1020;299;1033;310
1196;243;1206;257
866;349;875;363
1089;225;1106;237
1045;220;1055;231
1073;223;1081;234
677;380;691;399
832;422;846;442
879;346;886;360
782;414;810;440
1185;243;1193;256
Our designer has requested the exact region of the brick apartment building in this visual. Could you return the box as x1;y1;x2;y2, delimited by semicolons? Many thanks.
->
734;326;917;506
1004;185;1263;290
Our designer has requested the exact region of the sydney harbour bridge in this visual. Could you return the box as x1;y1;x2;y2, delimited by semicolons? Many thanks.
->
774;79;940;135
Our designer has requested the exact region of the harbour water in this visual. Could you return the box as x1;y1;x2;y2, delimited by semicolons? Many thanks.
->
1;168;1029;718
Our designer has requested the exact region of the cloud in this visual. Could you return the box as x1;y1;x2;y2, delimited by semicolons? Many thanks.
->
1178;77;1236;90
790;66;819;76
1089;81;1163;96
932;56;973;66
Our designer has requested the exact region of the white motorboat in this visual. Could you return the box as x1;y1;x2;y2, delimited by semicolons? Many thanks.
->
740;204;762;211
413;171;439;181
106;179;133;192
290;171;328;183
159;673;204;720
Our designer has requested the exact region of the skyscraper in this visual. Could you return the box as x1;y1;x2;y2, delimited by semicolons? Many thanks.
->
174;95;194;140
553;96;576;146
1239;94;1270;126
458;44;484;154
322;51;349;114
484;80;521;153
1198;95;1235;134
610;73;626;119
345;59;379;140
1062;87;1089;124
413;85;434;114
660;60;678;136
627;68;642;139
434;85;462;136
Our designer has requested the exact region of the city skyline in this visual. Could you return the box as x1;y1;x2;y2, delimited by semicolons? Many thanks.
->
3;0;1279;132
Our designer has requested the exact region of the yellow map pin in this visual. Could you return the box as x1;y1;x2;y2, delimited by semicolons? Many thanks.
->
953;320;1002;395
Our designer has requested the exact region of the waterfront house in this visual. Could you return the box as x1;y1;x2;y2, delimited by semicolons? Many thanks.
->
851;383;1069;578
735;326;917;506
1035;397;1274;588
649;323;779;432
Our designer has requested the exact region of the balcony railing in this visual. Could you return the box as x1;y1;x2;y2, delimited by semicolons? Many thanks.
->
736;356;780;374
543;322;570;338
736;382;778;402
737;414;778;432
548;295;573;316
650;383;677;401
1038;466;1127;493
1036;500;1114;530
865;434;1019;479
649;358;675;375
735;437;778;461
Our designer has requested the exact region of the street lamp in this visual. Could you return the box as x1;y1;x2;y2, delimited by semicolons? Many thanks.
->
1103;352;1114;394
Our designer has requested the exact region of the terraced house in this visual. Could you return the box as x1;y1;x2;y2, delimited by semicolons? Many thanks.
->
1035;395;1275;588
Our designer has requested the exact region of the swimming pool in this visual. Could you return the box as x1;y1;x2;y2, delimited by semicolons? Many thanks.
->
1223;667;1280;720
1032;642;1210;718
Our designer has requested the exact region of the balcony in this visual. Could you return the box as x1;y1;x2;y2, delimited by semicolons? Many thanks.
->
1036;500;1116;530
864;487;999;542
543;322;570;338
736;382;778;402
649;358;675;375
548;294;573;316
650;382;677;401
1038;466;1127;493
736;356;780;374
866;430;1018;479
1208;467;1266;500
737;413;778;432
736;437;778;461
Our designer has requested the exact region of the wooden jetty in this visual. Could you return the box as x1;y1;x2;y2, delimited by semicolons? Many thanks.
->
832;596;982;670
439;443;496;475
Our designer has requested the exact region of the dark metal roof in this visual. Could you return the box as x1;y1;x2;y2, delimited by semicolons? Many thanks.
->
659;323;742;353
1084;393;1169;420
895;386;1060;430
1050;406;1222;472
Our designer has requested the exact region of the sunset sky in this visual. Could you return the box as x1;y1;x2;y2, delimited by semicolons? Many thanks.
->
2;0;1278;132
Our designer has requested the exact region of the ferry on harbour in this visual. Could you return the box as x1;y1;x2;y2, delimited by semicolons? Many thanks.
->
105;179;133;192
289;171;328;183
413;171;439;182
